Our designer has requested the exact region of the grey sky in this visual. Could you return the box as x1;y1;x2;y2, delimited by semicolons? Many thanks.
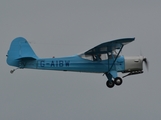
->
1;0;161;120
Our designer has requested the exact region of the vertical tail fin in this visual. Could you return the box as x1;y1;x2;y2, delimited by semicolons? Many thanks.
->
7;37;38;66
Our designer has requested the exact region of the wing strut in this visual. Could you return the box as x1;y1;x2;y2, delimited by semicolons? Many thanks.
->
107;45;124;73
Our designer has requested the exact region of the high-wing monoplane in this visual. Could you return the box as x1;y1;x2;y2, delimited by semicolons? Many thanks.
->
6;37;148;88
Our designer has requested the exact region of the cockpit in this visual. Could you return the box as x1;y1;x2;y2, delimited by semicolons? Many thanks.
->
79;50;120;61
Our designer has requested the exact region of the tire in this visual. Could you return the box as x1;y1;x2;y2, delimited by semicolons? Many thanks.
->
106;80;115;88
114;77;123;86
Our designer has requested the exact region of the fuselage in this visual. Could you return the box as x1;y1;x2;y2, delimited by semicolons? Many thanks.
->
13;55;126;73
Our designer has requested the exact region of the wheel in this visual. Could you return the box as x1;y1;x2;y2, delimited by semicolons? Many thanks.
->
114;77;123;86
106;80;115;88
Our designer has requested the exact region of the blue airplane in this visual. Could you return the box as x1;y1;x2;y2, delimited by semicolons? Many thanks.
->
6;37;148;88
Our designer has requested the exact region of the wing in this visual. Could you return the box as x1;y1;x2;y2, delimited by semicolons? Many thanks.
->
84;38;135;55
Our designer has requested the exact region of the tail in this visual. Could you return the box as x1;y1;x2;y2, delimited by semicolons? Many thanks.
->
6;37;38;67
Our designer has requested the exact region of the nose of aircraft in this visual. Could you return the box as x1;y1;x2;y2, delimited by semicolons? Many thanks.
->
124;56;148;72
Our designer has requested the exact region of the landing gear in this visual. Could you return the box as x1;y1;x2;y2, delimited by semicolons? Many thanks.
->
105;72;123;88
10;68;19;74
106;77;123;88
106;80;115;88
10;69;15;74
114;77;123;86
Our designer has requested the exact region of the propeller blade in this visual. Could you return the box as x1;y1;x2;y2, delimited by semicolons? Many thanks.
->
143;58;149;71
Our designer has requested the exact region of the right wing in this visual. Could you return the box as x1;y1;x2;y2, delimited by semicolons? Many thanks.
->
84;38;135;55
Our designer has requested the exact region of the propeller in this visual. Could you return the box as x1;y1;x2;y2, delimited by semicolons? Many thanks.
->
140;48;149;71
143;57;149;71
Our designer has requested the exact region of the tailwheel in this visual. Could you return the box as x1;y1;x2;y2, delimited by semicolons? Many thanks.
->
114;77;123;86
106;80;115;88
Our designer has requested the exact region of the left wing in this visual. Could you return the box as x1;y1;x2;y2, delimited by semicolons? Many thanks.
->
84;38;135;55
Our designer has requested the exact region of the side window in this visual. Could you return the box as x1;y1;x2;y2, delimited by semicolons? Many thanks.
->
100;54;108;60
80;54;93;61
80;53;108;61
93;54;108;61
108;50;120;59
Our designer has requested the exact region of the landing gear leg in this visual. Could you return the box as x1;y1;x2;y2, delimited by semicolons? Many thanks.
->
10;68;19;74
9;60;26;74
105;73;115;88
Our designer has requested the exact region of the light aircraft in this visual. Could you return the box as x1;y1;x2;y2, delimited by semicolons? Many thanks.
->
6;37;148;88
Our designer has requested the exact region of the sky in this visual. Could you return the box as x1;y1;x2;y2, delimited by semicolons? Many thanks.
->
1;0;161;120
